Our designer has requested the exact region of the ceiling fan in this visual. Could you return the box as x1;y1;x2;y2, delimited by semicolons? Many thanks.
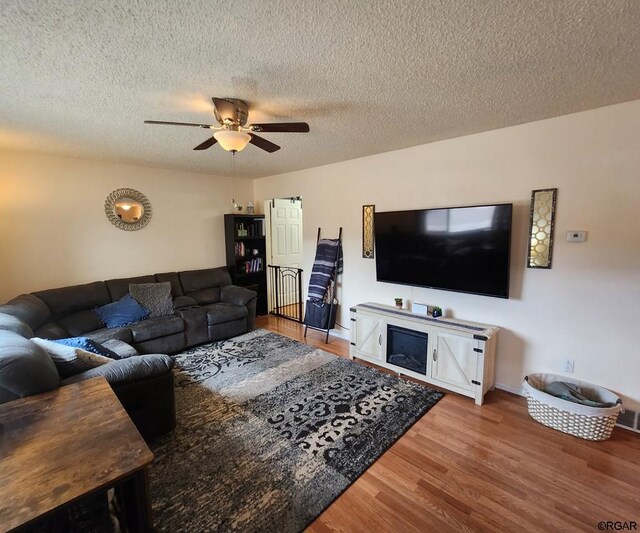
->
144;97;310;153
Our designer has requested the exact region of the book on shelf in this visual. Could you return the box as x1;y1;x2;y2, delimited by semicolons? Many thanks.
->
243;257;263;273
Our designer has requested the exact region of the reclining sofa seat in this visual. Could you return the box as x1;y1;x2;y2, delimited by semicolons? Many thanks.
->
0;308;175;442
178;268;255;342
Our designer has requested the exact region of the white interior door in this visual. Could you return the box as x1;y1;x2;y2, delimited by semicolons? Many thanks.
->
269;198;303;308
271;198;303;267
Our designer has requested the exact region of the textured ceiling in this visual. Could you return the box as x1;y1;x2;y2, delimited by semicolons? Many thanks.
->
1;1;639;178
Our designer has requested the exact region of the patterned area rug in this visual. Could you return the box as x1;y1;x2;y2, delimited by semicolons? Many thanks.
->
149;329;444;532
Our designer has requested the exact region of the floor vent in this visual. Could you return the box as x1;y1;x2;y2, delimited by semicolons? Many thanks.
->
616;408;639;433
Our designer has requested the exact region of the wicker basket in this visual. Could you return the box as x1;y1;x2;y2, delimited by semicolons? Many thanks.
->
523;373;622;441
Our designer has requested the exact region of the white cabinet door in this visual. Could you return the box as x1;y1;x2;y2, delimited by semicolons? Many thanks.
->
431;332;477;392
355;313;385;361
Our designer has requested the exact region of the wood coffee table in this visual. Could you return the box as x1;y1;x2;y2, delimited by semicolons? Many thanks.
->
0;377;154;532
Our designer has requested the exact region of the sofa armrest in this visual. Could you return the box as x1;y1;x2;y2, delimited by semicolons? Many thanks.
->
0;312;34;338
0;331;60;403
221;285;257;307
61;354;174;386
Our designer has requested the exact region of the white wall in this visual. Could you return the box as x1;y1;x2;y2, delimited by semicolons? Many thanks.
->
0;151;252;301
254;100;640;410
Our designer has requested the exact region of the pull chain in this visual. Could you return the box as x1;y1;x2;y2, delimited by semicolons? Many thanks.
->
231;151;241;211
231;151;237;206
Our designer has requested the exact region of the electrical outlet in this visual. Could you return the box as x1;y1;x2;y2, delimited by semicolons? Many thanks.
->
564;359;575;374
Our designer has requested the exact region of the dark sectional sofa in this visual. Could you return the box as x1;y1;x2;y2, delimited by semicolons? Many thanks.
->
9;266;257;353
0;266;257;440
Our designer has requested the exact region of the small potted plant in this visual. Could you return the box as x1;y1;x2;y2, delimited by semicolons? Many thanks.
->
432;306;442;318
394;298;403;309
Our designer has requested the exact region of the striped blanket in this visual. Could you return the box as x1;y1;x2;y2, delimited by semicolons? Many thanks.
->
307;238;343;301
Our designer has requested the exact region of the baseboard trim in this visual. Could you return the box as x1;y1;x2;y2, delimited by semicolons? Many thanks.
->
495;382;524;397
328;328;349;341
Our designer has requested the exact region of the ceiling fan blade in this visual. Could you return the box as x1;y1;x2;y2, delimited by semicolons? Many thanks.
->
193;136;218;150
249;122;310;133
212;98;239;123
248;132;281;153
144;120;213;128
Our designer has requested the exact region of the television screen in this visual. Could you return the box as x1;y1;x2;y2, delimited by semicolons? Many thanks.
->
374;204;512;298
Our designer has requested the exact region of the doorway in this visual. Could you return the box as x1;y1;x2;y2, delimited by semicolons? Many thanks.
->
265;197;304;322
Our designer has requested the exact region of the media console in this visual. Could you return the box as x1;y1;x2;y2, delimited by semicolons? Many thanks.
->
349;303;499;405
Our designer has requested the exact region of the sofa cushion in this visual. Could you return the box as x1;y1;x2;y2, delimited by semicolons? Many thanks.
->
59;309;105;337
33;282;111;318
33;321;69;340
105;275;156;302
0;294;51;330
85;326;133;344
128;315;184;343
179;267;232;305
173;296;198;309
179;267;231;292
31;337;111;378
129;282;174;318
94;294;150;328
0;331;59;403
187;287;221;306
205;303;248;325
155;272;184;297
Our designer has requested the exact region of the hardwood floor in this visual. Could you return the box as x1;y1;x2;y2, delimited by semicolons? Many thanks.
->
257;315;640;533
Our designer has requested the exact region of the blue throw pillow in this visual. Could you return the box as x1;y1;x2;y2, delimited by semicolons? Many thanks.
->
53;337;120;359
94;294;150;328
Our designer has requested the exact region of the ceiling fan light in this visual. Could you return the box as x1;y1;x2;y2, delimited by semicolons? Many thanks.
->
213;130;251;152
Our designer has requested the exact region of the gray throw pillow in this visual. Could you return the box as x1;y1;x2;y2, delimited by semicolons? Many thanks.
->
129;282;174;318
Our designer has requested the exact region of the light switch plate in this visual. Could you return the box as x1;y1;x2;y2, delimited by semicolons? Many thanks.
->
566;230;586;242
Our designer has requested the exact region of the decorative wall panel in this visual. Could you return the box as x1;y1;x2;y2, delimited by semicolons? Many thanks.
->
362;205;375;258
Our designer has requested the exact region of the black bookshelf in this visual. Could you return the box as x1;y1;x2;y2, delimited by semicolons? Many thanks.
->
224;214;267;315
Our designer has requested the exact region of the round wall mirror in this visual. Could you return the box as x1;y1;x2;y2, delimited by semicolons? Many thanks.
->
105;188;152;231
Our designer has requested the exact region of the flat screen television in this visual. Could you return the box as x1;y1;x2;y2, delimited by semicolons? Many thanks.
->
374;203;512;298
